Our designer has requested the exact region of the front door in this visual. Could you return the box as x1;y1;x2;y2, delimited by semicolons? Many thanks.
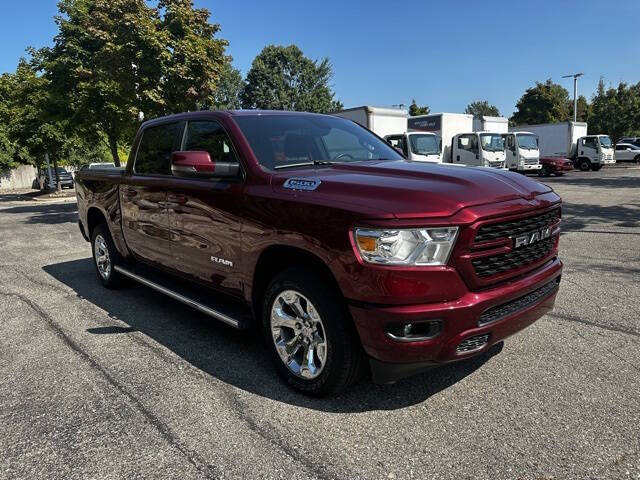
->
165;119;245;297
580;136;599;162
121;121;183;266
455;134;479;165
503;134;517;169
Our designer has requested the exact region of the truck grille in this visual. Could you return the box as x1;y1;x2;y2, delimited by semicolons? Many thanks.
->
525;158;538;165
472;237;554;277
474;208;560;244
478;277;560;326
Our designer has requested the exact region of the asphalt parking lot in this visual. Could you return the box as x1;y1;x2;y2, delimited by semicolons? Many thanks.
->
1;167;639;480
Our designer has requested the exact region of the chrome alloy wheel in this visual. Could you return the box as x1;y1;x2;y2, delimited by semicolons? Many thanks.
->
94;234;111;279
270;290;328;379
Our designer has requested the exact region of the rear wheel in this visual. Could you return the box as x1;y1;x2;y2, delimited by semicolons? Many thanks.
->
578;158;591;171
91;224;124;288
262;268;363;396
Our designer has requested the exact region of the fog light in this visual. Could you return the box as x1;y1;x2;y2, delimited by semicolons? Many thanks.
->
386;320;442;342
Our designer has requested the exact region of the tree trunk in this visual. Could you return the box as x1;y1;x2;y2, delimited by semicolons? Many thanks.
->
51;154;62;192
108;135;121;167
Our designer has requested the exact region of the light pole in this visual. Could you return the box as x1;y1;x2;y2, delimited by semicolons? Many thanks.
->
562;72;583;122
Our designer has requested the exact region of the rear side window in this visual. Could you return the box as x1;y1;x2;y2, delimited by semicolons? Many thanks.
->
135;122;183;175
183;121;238;164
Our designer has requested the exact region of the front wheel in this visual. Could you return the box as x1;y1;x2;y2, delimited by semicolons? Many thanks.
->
591;164;602;171
91;224;125;288
539;165;551;177
578;159;591;171
634;155;640;165
262;268;363;396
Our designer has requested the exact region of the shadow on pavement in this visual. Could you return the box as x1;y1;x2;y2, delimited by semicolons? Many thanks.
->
543;173;640;189
1;202;77;225
561;201;640;232
43;258;500;412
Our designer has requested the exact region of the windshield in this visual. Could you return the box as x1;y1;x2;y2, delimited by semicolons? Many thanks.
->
516;134;538;150
480;133;504;152
409;134;440;155
233;114;403;170
599;136;612;148
55;167;68;173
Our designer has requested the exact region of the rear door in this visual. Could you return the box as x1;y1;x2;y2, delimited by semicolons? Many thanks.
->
121;121;183;266
165;119;245;296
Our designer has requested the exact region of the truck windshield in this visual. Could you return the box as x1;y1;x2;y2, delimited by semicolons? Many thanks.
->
409;134;440;155
599;136;612;148
234;114;404;170
480;134;504;152
516;134;538;150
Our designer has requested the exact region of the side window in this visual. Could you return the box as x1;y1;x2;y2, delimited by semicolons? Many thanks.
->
458;135;476;151
615;145;624;151
184;121;238;164
135;123;183;175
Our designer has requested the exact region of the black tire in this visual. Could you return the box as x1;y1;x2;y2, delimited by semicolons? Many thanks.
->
634;155;640;164
578;158;591;171
539;165;551;177
591;164;602;171
555;171;565;176
262;267;363;396
90;223;125;288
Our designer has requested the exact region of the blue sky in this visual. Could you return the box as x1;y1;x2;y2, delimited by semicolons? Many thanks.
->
2;0;639;116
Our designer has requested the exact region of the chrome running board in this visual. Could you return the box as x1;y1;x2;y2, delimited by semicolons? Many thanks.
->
114;265;242;329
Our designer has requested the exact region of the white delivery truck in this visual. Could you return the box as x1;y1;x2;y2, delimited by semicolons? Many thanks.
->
511;122;614;171
383;132;441;162
501;131;542;173
408;113;473;164
332;106;408;139
451;132;506;168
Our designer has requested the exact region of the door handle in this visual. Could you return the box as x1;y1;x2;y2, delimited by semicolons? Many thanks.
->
168;194;187;204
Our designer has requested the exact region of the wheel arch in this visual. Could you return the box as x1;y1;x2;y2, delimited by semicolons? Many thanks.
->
251;245;344;322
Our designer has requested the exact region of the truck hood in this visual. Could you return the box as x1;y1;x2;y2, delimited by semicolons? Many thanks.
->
272;160;553;219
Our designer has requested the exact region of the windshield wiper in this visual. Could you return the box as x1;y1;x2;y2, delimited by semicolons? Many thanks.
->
274;160;336;170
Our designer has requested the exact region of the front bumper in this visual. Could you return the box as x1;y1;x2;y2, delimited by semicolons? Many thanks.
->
350;258;562;381
518;164;542;171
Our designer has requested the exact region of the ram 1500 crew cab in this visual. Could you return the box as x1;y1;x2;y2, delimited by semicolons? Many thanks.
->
75;110;563;396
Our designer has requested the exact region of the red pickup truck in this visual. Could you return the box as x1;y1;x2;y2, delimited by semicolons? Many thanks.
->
75;110;563;395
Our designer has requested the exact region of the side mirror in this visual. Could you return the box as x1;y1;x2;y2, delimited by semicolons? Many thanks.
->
171;151;239;179
393;146;405;157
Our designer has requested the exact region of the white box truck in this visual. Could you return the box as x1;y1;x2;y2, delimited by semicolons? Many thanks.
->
501;131;542;173
472;115;509;134
451;132;506;168
383;132;441;162
511;122;614;171
408;113;473;164
332;106;407;140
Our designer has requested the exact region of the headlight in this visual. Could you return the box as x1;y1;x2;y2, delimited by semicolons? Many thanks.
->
353;227;459;266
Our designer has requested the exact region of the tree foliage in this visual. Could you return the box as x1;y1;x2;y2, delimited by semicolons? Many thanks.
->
408;99;429;116
511;79;571;125
589;78;640;141
37;0;229;166
209;60;244;110
241;45;342;113
465;100;500;117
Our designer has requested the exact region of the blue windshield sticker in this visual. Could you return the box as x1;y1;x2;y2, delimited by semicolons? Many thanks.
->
283;178;321;191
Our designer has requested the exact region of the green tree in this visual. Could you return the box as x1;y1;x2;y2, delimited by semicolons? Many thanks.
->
589;78;640;141
38;0;229;166
158;0;228;113
241;44;342;113
209;60;244;110
574;95;590;122
511;79;571;125
408;99;429;116
465;100;500;117
0;73;19;172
